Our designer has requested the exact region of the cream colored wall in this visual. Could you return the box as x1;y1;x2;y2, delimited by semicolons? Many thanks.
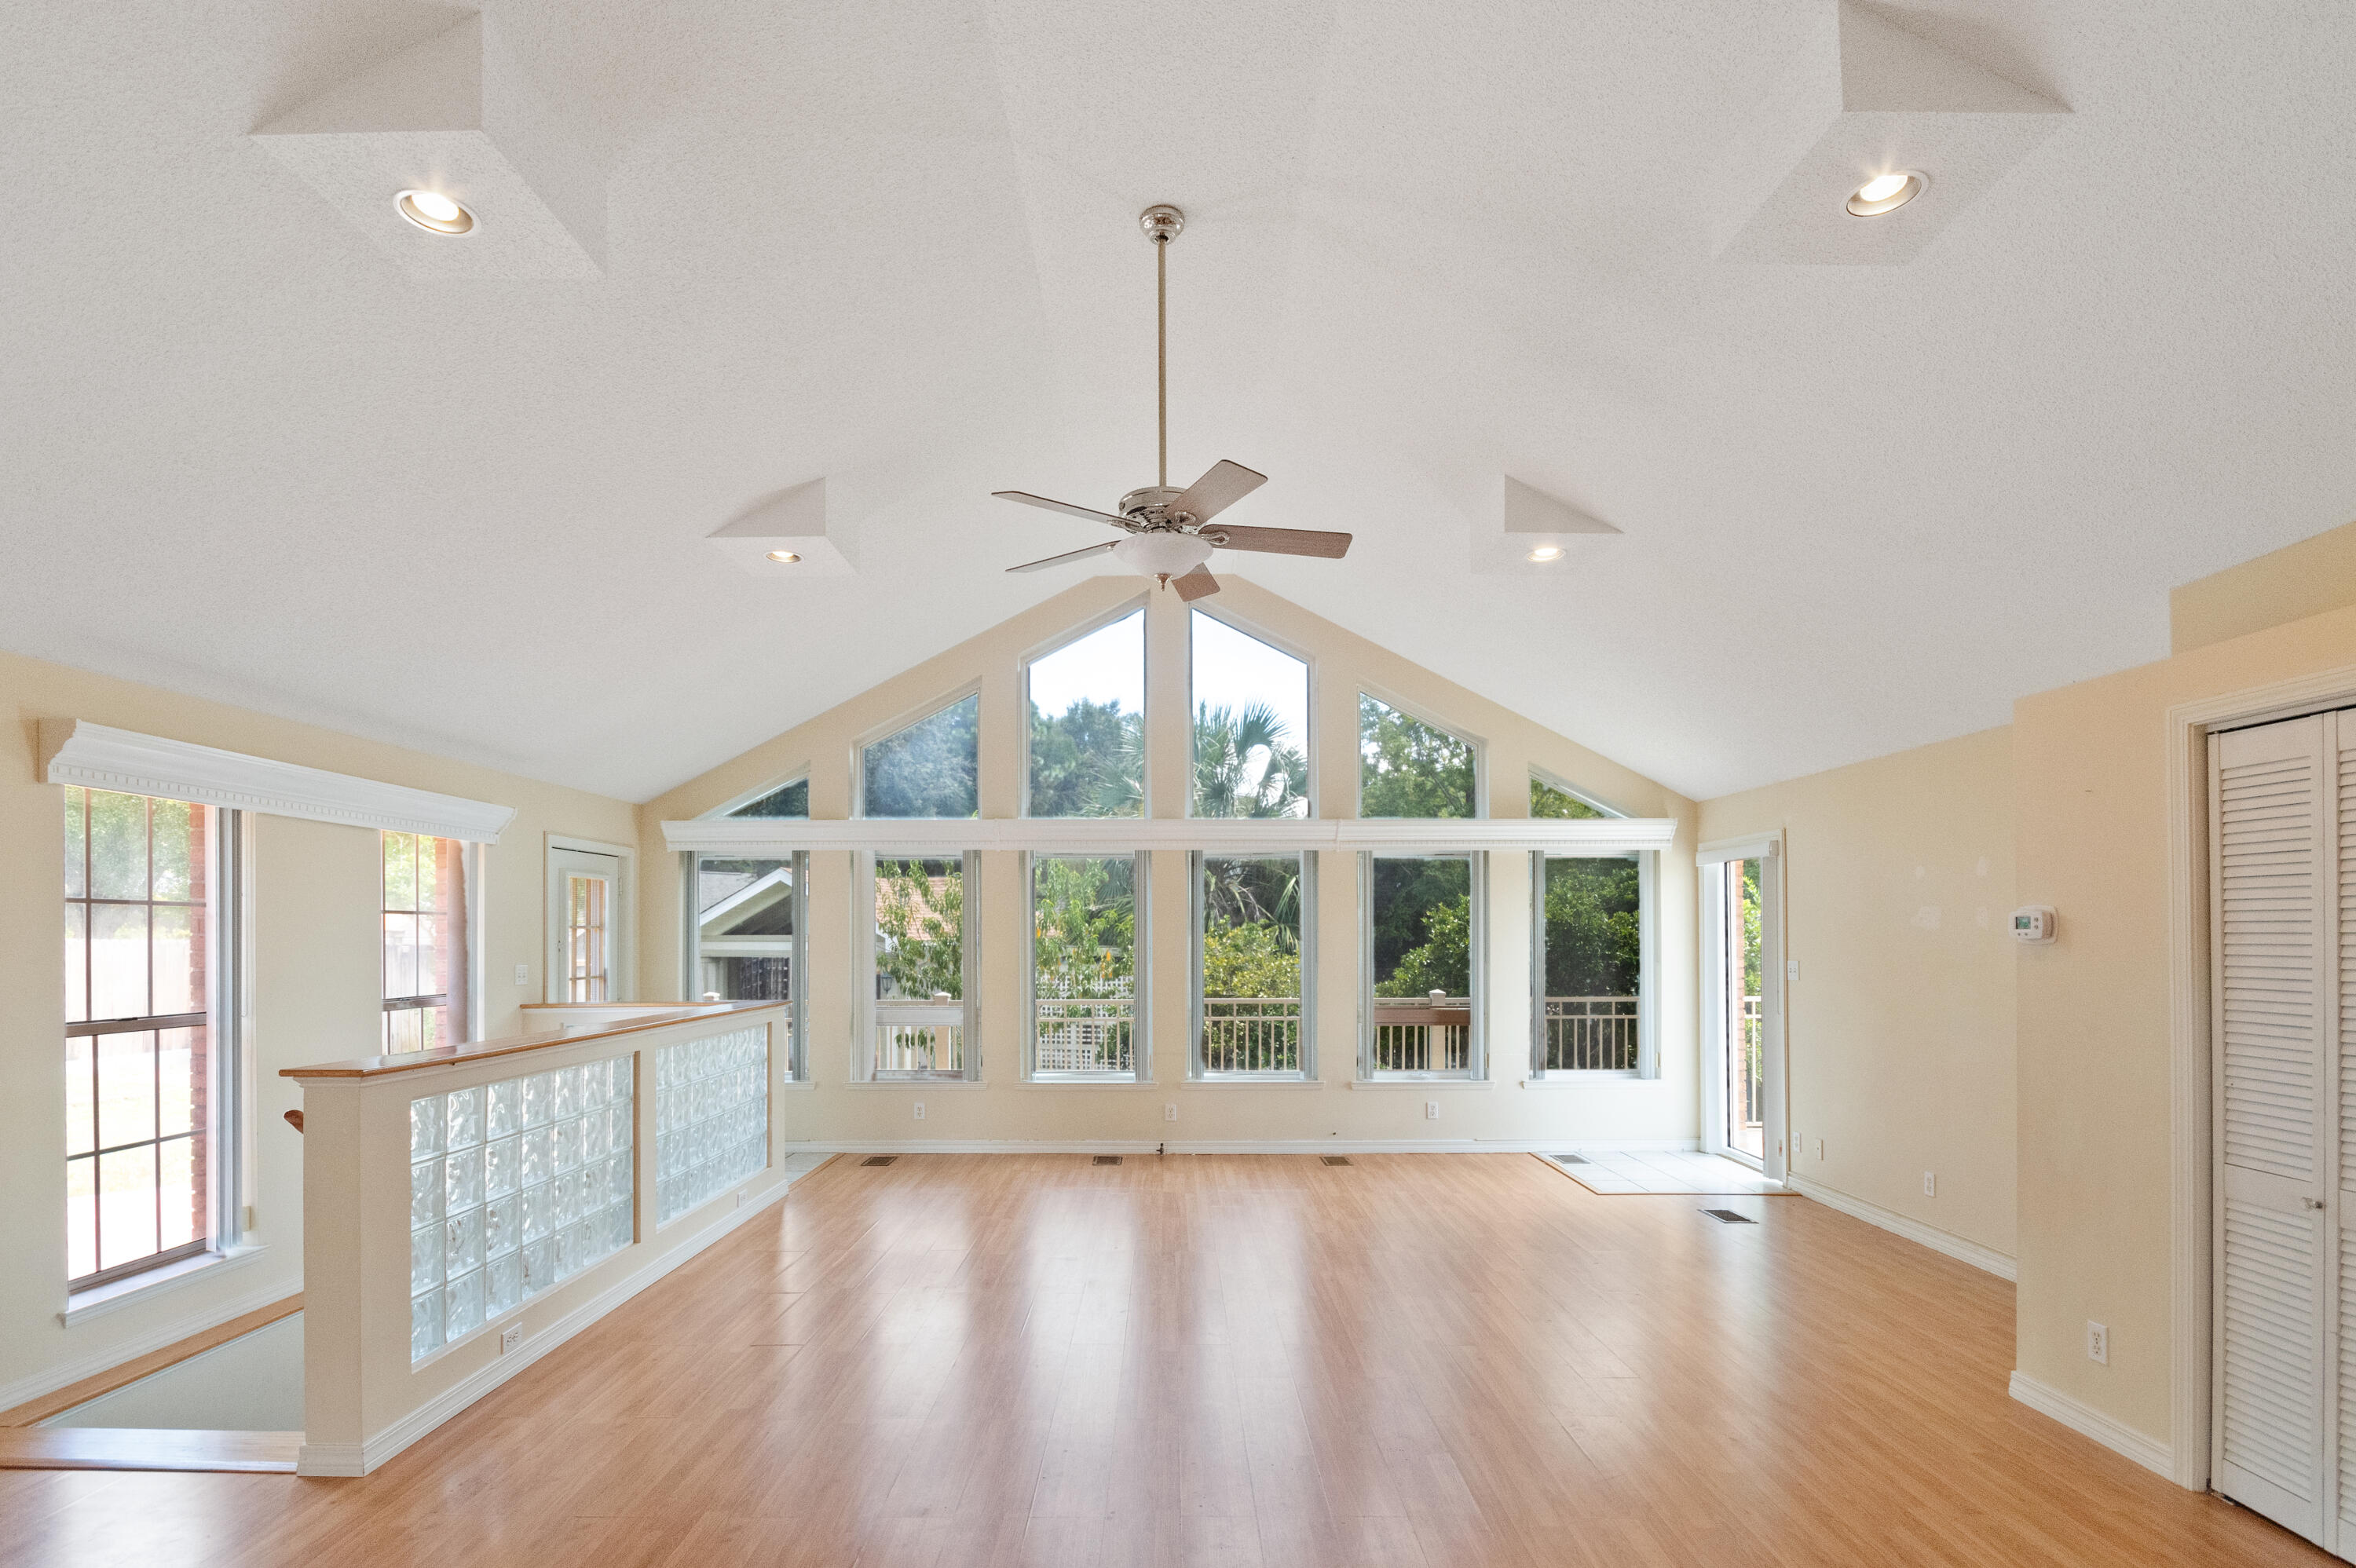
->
636;575;1701;1151
2171;515;2356;653
1699;727;2018;1257
0;649;635;1407
2014;598;2356;1451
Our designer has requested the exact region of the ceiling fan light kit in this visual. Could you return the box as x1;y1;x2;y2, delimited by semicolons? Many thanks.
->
993;204;1352;601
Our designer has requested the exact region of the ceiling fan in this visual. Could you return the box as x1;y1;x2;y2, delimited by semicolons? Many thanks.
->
993;203;1352;603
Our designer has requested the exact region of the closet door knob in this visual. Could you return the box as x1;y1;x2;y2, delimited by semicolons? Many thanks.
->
2304;1197;2327;1210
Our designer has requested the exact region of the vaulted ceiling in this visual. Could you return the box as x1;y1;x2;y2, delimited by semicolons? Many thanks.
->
4;1;2351;801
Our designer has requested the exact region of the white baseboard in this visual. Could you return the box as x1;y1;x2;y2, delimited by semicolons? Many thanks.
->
2008;1370;2174;1478
1785;1175;2017;1281
0;1274;297;1416
781;1138;1701;1157
299;1157;829;1478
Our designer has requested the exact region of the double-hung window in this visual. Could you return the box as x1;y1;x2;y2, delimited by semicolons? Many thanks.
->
1030;854;1143;1078
1193;852;1312;1077
687;776;807;1078
859;696;979;1080
382;832;474;1052
63;788;240;1290
1364;853;1482;1078
1530;773;1653;1076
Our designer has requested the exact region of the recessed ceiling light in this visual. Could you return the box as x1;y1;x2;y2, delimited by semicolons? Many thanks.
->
396;189;475;236
1527;545;1565;563
1846;171;1924;217
766;550;801;565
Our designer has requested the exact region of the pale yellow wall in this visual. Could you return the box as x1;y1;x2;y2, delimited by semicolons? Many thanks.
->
0;650;635;1405
2171;515;2356;653
1699;726;2018;1257
636;575;1702;1150
2015;598;2356;1449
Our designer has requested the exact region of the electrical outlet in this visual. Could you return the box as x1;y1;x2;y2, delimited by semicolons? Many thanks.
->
1815;1139;1824;1160
2086;1320;2109;1365
1922;1171;1937;1197
736;1188;750;1209
514;962;530;986
1164;1102;1177;1122
500;1324;522;1356
913;1101;925;1121
1425;1101;1440;1120
1787;958;1801;981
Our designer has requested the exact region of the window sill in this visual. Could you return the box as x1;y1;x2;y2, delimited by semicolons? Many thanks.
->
62;1245;271;1328
848;1077;986;1087
1186;1076;1323;1087
1015;1078;1154;1090
1519;1072;1642;1087
776;1078;818;1091
1350;1077;1491;1089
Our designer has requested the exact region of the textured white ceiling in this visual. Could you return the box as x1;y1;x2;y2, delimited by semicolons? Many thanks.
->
3;1;2352;802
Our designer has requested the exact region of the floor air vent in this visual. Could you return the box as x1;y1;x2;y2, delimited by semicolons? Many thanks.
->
1093;1155;1123;1166
1321;1156;1352;1166
861;1156;897;1168
1550;1153;1590;1165
1701;1208;1756;1224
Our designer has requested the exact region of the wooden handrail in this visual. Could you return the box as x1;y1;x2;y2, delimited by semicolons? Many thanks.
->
284;1109;303;1133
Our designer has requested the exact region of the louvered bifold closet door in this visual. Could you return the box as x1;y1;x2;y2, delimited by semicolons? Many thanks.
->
2213;714;2335;1546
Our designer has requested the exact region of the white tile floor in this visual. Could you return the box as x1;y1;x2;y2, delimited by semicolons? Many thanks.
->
1545;1149;1791;1195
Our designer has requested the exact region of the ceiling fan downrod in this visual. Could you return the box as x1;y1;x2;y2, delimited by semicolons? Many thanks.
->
1140;203;1183;492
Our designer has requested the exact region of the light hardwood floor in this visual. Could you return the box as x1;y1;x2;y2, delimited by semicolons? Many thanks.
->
0;1153;2331;1566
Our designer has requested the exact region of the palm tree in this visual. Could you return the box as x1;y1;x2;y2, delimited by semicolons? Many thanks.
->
1192;701;1308;819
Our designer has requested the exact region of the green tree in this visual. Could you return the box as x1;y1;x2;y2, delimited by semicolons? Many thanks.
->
1376;893;1471;997
864;697;979;818
1359;697;1473;818
1539;857;1641;996
1530;778;1602;820
1370;856;1472;996
1030;699;1143;818
1200;919;1300;1000
1194;703;1308;819
1031;857;1136;1000
875;858;963;999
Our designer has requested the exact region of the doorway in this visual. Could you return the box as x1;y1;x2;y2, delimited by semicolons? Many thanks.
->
1701;838;1785;1181
545;839;631;1003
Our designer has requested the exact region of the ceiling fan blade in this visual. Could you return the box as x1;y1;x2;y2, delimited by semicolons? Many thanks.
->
991;492;1136;532
1170;460;1266;525
1006;540;1121;574
1172;568;1221;601
1202;524;1352;559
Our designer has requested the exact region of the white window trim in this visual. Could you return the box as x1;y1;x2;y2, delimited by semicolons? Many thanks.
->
545;833;634;1004
1021;597;1152;821
380;834;485;1052
858;850;980;1082
1527;848;1658;1080
1189;849;1316;1082
681;849;807;1080
1698;839;1784;1179
1354;685;1488;821
852;687;983;823
1359;850;1487;1081
41;719;514;842
1023;850;1150;1082
1184;602;1319;821
660;816;1674;856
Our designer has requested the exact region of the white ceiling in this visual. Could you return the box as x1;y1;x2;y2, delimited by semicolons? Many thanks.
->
4;1;2352;802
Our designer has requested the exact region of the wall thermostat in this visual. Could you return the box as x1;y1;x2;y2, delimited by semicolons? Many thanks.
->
2011;906;2057;945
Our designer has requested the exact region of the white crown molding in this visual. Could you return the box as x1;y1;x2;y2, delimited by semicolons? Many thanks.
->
1786;1174;2017;1281
2008;1371;2173;1478
40;720;515;843
661;815;1677;857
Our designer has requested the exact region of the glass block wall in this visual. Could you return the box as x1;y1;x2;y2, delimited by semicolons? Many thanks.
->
409;1053;635;1364
656;1025;769;1226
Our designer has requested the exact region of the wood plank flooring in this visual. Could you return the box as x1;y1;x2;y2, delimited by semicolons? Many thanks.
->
0;1153;2331;1566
